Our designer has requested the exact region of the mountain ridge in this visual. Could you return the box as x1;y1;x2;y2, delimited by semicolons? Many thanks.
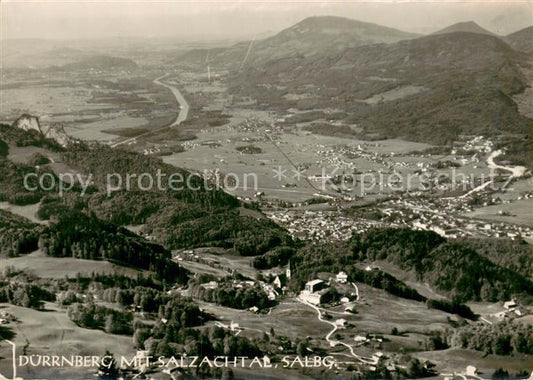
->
175;15;420;69
228;31;531;144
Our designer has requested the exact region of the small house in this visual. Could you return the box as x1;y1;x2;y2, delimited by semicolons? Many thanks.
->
335;318;347;327
504;299;517;310
305;279;326;293
336;271;348;284
466;366;478;377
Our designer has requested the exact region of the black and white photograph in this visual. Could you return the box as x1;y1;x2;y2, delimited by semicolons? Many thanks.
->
0;1;532;379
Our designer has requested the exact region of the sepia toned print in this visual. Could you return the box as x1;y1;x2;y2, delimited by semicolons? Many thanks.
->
0;1;532;379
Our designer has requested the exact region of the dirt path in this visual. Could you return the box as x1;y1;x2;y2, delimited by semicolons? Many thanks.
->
296;297;377;365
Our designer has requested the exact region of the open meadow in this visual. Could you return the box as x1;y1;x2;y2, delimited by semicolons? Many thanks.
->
0;302;135;379
0;251;143;279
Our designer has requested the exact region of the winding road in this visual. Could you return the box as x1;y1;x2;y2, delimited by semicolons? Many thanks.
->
110;74;189;148
459;149;527;199
487;149;526;177
297;297;377;365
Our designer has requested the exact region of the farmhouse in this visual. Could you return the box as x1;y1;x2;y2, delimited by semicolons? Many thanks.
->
503;299;517;310
466;366;478;377
304;279;326;293
300;279;331;305
336;271;348;284
335;318;347;327
301;292;322;305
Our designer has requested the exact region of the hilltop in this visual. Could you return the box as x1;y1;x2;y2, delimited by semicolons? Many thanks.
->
0;122;294;263
175;16;418;69
173;16;532;145
504;26;533;55
250;16;419;58
228;31;531;144
432;21;495;36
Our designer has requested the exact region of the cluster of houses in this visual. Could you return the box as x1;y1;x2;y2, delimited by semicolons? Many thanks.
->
459;136;494;154
267;210;386;242
496;299;526;318
266;192;533;243
387;196;533;240
299;271;352;306
198;277;280;304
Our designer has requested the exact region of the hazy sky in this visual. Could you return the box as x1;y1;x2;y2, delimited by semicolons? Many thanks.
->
2;0;532;41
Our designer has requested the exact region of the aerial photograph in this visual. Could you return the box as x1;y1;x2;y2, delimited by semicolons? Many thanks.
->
0;0;532;379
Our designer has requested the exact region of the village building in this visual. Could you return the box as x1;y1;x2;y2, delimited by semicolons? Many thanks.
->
336;271;348;284
304;279;326;293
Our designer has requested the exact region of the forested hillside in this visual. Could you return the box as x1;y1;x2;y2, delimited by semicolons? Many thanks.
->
351;229;533;302
285;228;533;304
229;31;531;144
0;124;293;277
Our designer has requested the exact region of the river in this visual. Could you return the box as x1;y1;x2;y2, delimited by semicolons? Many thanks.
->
110;74;189;148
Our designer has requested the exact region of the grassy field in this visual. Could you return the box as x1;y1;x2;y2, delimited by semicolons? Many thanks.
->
418;348;533;376
464;198;533;227
162;123;434;202
0;302;135;379
0;202;45;224
0;251;143;279
198;298;331;342
193;274;454;361
6;145;60;165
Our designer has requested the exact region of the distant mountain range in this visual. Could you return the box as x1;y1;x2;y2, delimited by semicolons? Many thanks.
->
175;16;533;145
176;16;420;69
59;55;138;71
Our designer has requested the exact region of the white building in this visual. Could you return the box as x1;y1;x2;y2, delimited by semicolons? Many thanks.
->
305;279;325;293
504;299;517;310
336;271;348;284
335;318;347;327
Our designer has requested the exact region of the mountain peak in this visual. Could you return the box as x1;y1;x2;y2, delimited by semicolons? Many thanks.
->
268;15;419;47
433;21;496;36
